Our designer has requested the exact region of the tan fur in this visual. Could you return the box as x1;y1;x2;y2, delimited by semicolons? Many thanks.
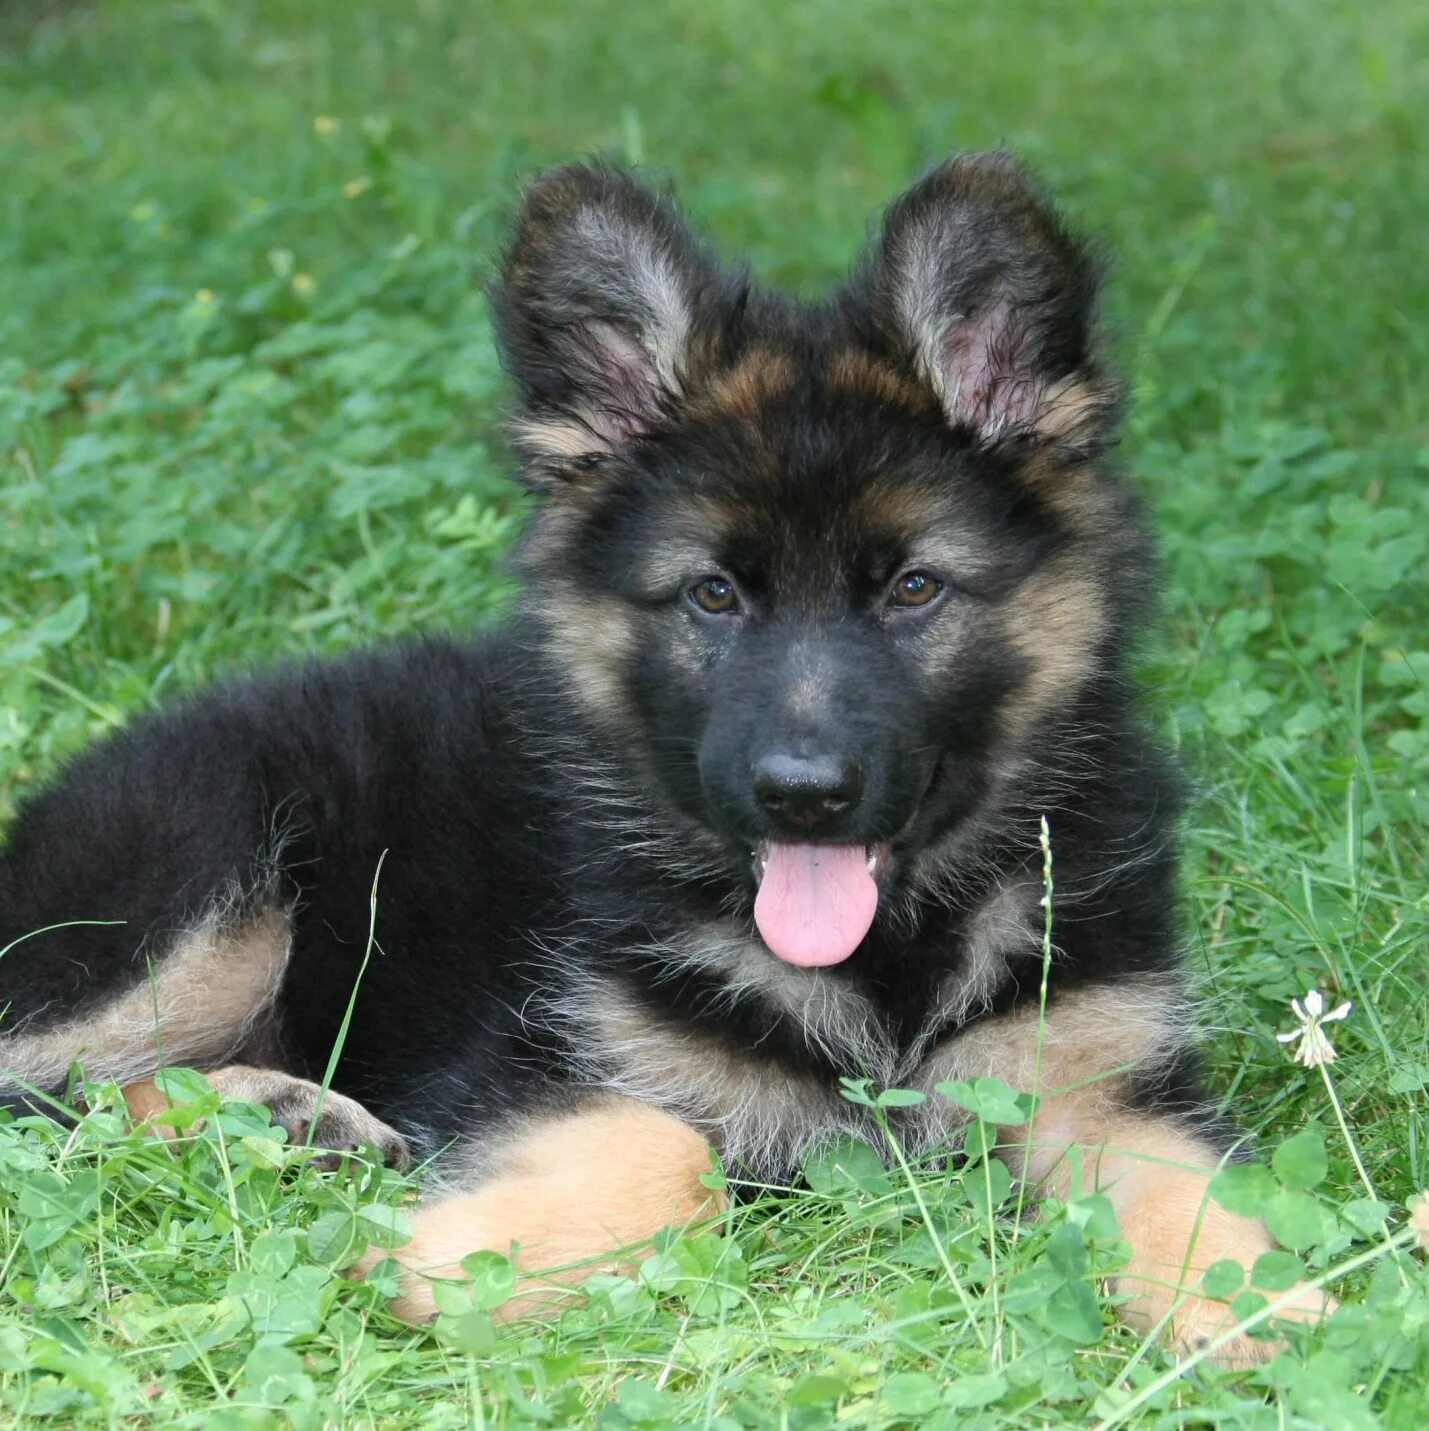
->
900;977;1175;1153
640;921;892;1073
846;484;1001;597
931;981;1331;1361
1016;447;1121;538
532;591;639;721
543;920;1129;1177
355;1095;724;1321
1030;373;1115;444
509;414;608;462
1000;561;1108;737
0;911;290;1095
572;980;859;1174
1079;1121;1331;1361
826;348;935;413
927;978;1185;1094
623;541;722;599
120;1076;179;1126
374;977;1330;1356
123;1064;412;1170
512;348;793;463
700;348;795;419
849;478;933;533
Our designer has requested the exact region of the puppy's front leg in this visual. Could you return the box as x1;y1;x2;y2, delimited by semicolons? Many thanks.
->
354;1094;725;1321
946;981;1333;1363
124;1065;413;1171
1014;1102;1331;1362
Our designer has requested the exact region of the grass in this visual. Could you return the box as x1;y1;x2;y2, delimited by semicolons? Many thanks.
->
1;0;1426;1424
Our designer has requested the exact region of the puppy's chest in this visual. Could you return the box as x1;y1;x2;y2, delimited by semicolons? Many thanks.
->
568;903;1032;1177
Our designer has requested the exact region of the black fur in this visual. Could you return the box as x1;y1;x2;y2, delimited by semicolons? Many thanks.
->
1;154;1217;1179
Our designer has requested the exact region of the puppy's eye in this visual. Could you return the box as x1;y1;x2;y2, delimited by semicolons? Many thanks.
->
888;571;943;609
689;577;740;615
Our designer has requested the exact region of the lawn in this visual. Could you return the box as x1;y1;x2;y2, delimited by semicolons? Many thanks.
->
1;0;1426;1425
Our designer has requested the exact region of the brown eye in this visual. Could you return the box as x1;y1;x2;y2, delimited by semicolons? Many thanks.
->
888;571;944;609
689;577;740;615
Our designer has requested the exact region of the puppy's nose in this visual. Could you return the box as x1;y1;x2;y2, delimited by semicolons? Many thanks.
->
753;752;863;834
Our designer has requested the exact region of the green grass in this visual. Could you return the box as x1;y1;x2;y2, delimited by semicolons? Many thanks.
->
1;0;1426;1425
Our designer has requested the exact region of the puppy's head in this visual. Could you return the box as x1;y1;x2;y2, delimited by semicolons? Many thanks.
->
493;155;1146;967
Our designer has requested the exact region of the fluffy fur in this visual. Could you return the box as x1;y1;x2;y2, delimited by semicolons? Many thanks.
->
0;154;1329;1359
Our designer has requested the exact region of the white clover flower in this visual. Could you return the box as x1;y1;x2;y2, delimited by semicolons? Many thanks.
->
1410;1193;1429;1254
1276;988;1353;1068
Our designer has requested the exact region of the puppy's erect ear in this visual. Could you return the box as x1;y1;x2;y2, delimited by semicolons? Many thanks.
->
493;163;732;483
853;152;1116;450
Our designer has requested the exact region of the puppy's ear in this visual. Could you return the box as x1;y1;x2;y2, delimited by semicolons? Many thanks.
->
852;152;1116;451
493;163;731;485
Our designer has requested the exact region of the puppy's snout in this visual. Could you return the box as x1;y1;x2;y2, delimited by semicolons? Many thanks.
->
752;751;864;835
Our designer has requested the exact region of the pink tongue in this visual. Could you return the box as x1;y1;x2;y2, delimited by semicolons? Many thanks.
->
754;843;879;967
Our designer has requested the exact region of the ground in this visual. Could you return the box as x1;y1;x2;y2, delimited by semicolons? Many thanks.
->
0;1;1426;1427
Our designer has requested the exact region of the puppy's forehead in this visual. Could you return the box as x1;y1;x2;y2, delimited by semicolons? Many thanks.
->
692;340;937;424
623;463;998;597
608;329;1019;587
823;347;940;416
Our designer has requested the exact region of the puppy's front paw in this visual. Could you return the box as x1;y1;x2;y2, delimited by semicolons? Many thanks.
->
1158;1280;1336;1366
349;1095;724;1322
123;1065;412;1172
239;1072;413;1173
1101;1127;1338;1366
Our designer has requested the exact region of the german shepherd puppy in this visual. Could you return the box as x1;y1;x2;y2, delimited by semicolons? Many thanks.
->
1;155;1328;1359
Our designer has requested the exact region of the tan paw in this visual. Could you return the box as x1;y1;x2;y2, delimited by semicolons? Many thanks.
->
348;1095;723;1322
123;1065;412;1172
347;1197;567;1323
1149;1281;1337;1367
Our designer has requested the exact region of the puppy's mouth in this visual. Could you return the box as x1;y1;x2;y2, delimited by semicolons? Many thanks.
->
750;842;892;968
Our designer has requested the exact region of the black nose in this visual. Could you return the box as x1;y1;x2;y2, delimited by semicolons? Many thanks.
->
753;752;864;834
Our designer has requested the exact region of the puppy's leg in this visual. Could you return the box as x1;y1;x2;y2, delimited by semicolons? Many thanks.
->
356;1094;724;1321
947;981;1332;1363
1048;1115;1331;1360
0;897;412;1170
1012;1094;1333;1362
122;1064;412;1171
1;908;294;1108
0;656;414;1120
